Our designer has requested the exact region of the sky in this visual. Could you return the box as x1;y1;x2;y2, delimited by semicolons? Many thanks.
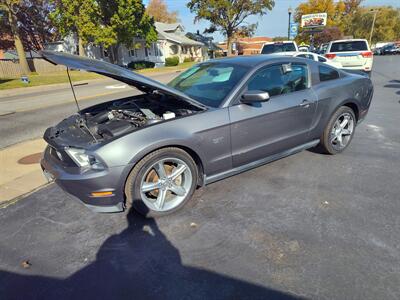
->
143;0;400;42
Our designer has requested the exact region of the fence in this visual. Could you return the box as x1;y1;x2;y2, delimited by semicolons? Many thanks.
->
0;58;66;78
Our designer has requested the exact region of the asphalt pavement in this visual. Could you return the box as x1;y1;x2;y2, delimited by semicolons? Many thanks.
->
0;72;178;148
0;56;399;299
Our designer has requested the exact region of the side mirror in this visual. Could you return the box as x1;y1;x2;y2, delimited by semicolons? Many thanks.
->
241;90;270;104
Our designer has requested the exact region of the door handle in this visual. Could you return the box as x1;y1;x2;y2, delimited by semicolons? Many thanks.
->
299;99;311;108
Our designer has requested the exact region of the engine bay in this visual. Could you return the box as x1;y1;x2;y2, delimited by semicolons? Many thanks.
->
74;93;202;140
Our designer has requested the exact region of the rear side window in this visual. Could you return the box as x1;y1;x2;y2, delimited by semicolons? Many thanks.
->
319;66;339;81
330;41;368;52
318;56;327;62
297;54;314;60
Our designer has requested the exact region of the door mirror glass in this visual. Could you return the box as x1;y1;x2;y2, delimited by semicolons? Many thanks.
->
241;90;270;104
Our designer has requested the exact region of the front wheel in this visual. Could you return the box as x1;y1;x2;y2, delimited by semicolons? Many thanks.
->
319;106;356;155
125;147;198;217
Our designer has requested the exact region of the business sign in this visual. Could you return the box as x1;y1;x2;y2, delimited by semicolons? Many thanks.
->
289;23;298;39
301;13;327;28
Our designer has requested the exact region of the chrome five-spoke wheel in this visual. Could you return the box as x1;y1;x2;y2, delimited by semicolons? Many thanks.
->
140;158;193;212
125;147;198;217
320;106;356;155
330;112;354;150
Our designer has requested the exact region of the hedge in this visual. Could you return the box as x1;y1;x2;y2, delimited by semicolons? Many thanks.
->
165;56;179;66
127;60;155;70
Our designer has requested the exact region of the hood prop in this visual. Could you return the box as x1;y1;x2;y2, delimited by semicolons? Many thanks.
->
66;67;81;113
66;67;98;143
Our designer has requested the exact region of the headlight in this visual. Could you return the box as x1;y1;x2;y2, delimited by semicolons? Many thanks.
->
65;148;104;169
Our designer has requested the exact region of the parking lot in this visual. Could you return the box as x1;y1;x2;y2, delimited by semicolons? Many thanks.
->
0;56;399;299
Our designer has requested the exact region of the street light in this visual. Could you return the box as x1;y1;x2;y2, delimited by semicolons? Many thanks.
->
369;9;378;45
288;7;292;40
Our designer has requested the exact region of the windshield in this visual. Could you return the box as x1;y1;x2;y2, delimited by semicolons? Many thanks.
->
168;62;249;107
261;43;296;54
330;41;368;52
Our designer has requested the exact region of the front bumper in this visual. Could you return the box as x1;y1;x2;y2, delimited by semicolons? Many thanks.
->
41;146;129;213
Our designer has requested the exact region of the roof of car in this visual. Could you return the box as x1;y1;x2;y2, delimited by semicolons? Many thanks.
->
205;54;300;67
330;39;368;43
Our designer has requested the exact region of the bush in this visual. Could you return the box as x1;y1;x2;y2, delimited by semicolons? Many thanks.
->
165;56;179;66
183;57;194;63
127;60;155;70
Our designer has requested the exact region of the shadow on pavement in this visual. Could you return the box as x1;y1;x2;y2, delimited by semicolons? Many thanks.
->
384;80;400;95
0;208;303;300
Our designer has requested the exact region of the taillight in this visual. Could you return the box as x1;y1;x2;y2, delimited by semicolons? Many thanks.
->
325;53;336;59
361;51;373;58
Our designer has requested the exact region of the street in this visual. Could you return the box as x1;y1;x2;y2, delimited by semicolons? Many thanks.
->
0;55;399;299
0;72;178;148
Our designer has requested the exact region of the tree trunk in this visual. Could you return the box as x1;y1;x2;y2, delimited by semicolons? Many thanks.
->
108;45;120;65
6;3;30;74
78;37;85;57
226;36;232;56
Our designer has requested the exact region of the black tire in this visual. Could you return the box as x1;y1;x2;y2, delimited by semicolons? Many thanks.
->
319;106;356;155
125;147;198;217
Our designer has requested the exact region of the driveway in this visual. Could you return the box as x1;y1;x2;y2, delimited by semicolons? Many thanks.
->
0;56;399;299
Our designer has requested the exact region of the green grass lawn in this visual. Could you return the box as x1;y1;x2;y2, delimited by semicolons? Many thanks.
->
0;62;196;91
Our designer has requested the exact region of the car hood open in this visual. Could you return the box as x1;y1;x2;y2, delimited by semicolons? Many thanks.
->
40;50;206;110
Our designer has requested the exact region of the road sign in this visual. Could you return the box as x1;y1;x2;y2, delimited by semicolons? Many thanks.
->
301;13;327;28
289;23;298;39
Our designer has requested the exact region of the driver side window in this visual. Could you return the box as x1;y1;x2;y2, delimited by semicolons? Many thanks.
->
247;64;309;97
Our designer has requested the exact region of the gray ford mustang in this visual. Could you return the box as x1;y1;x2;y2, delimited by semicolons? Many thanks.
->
40;51;373;216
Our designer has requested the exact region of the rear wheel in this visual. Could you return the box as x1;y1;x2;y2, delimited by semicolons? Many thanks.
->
319;106;356;155
125;147;198;217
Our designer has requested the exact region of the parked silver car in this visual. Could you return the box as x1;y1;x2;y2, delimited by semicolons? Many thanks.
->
40;51;373;216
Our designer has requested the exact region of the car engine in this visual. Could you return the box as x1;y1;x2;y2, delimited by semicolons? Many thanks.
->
81;94;199;139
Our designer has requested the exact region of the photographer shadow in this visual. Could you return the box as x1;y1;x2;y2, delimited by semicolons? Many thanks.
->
0;207;303;300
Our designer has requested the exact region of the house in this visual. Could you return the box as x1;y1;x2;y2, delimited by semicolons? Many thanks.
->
44;22;206;66
217;36;272;56
120;22;206;65
185;30;222;59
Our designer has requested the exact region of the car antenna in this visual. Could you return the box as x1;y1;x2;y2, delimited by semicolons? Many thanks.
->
66;67;81;113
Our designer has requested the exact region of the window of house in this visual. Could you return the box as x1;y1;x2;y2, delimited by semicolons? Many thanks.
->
247;64;309;96
129;49;136;57
319;65;339;81
145;47;148;57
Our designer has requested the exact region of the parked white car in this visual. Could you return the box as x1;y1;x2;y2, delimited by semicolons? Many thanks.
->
325;39;373;74
293;52;342;68
260;41;299;56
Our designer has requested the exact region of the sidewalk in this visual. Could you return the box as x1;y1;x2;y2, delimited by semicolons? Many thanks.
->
0;138;47;206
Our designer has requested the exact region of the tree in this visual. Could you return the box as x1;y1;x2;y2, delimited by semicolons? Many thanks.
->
187;0;275;56
50;0;100;56
51;0;157;64
0;0;30;73
314;27;343;44
348;6;400;44
1;1;57;52
146;0;179;23
95;0;158;64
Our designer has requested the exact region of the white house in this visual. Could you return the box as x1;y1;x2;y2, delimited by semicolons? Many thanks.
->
44;22;206;66
117;22;206;66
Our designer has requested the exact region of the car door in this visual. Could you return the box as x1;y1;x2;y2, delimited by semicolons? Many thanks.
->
229;62;317;167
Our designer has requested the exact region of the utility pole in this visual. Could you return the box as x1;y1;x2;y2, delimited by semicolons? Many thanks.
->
288;7;292;40
369;9;378;45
